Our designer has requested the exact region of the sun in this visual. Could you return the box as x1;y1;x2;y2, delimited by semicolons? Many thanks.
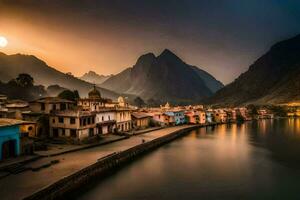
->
0;36;8;48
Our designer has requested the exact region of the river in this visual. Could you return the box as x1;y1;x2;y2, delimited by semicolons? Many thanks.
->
77;119;300;200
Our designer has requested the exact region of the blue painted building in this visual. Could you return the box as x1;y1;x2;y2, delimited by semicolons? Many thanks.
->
0;119;21;161
206;111;214;123
165;110;185;125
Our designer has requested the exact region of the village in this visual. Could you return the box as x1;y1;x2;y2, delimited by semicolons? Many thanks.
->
0;85;292;163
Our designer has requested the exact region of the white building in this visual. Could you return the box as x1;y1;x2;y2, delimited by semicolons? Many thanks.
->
115;108;132;132
95;109;116;134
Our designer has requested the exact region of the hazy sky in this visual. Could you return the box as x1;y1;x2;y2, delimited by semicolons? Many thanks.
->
0;0;300;84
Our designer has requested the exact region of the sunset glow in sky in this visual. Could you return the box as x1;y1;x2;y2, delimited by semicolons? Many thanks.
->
0;36;8;47
1;0;300;84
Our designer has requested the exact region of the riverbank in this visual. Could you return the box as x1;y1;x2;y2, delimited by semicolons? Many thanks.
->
76;118;300;200
0;124;210;200
25;125;203;200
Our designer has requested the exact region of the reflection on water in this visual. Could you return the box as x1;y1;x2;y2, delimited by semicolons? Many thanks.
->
78;119;300;200
248;119;300;169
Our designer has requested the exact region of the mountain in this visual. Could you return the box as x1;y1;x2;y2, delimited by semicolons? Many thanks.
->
79;71;113;85
101;68;132;93
101;49;223;104
46;85;67;96
209;34;300;106
0;52;121;100
190;66;224;93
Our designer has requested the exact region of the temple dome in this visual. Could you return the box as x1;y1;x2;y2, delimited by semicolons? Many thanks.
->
118;96;125;103
88;85;101;99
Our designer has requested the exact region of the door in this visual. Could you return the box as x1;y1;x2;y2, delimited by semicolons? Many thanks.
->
2;140;16;160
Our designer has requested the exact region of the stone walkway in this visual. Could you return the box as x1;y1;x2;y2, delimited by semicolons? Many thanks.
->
35;135;127;157
0;125;195;200
131;126;164;135
0;155;40;171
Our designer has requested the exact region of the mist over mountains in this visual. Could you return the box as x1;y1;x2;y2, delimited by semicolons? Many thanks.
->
0;50;223;104
0;52;121;100
4;32;300;107
79;71;113;85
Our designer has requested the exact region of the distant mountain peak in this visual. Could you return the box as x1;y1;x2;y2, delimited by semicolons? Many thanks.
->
85;70;98;75
136;53;156;64
161;48;174;55
157;49;186;68
159;49;179;59
83;71;105;77
80;70;113;84
101;49;223;104
0;52;7;56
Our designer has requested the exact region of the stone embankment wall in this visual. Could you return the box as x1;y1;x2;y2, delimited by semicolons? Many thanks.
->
24;125;206;200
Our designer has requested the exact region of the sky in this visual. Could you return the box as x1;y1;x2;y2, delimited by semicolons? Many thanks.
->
0;0;300;84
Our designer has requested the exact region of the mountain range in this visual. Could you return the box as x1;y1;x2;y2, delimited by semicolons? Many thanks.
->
0;50;222;104
3;32;300;106
0;52;121;100
100;49;223;104
79;71;113;85
2;32;300;106
209;34;300;106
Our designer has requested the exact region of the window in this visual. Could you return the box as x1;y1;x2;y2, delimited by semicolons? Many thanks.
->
92;117;95;124
83;118;86;126
53;128;58;137
87;117;91;124
61;103;66;111
108;115;110;120
53;104;57;110
28;126;33;131
41;103;45;111
61;129;65;136
52;118;55;123
59;117;64;123
102;116;104;121
70;117;76;124
89;128;94;137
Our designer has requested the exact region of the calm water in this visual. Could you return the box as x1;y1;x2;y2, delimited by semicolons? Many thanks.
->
78;119;300;200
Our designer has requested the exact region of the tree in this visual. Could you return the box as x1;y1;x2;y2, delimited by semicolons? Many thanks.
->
58;90;80;101
268;105;287;117
7;79;18;86
236;114;245;124
246;104;258;117
0;74;46;101
73;90;80;99
16;73;34;88
34;85;47;97
134;96;145;108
